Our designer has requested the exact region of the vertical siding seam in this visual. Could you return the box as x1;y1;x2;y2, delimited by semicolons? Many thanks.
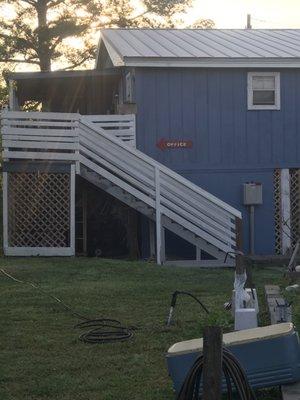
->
180;70;184;163
245;71;249;165
193;70;197;164
218;71;222;165
206;70;210;165
167;71;171;142
154;70;158;152
297;73;300;161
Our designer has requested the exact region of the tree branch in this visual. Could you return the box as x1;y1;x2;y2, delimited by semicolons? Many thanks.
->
0;59;39;65
19;0;37;6
59;55;93;70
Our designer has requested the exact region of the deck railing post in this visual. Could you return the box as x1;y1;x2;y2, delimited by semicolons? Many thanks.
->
3;171;8;254
155;166;162;265
75;115;80;174
70;164;76;256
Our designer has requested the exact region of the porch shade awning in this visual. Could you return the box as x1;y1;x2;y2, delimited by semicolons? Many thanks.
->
7;69;120;115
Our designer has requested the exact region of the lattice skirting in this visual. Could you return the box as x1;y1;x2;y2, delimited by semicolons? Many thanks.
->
274;169;282;254
274;168;300;255
3;166;75;256
290;169;300;247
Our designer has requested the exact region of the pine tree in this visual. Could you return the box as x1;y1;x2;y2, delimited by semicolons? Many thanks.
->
0;0;213;72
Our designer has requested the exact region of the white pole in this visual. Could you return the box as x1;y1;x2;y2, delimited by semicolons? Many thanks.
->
155;166;161;265
3;172;8;254
70;164;76;256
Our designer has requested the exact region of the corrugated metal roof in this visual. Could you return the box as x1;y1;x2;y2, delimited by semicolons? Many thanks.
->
98;29;300;68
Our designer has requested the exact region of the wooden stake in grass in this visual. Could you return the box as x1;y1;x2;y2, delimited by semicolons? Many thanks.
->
202;326;223;400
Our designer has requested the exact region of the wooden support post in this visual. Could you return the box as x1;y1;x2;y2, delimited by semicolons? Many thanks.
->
8;80;19;111
149;220;156;259
82;187;87;255
203;326;223;400
155;166;162;265
235;217;245;274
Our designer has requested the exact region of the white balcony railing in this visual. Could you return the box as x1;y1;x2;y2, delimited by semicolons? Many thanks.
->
1;110;241;264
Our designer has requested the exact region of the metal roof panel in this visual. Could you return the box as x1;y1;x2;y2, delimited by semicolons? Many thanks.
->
98;29;300;68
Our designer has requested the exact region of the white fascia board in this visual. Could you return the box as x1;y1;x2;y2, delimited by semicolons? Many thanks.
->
104;40;124;66
96;34;124;68
122;57;300;68
94;37;102;69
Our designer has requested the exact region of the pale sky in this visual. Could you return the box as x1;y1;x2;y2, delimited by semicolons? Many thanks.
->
2;0;300;72
188;0;300;28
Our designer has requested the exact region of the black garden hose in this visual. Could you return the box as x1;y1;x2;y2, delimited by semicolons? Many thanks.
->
177;347;257;400
0;268;135;344
166;290;209;326
75;318;134;344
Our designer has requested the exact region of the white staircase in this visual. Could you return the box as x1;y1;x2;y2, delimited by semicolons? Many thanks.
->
1;111;241;265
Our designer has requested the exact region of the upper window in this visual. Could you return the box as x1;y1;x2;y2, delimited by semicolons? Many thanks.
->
247;72;280;110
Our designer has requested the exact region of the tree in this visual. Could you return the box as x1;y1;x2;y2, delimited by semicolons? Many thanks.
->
0;0;213;72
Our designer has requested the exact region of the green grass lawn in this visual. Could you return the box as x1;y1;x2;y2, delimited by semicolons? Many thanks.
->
0;257;298;400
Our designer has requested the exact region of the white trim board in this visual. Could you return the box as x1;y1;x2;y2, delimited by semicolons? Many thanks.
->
164;259;235;268
4;247;75;256
123;57;300;68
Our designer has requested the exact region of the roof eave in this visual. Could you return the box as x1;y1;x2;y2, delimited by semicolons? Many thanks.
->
122;57;300;68
96;32;125;69
5;68;120;82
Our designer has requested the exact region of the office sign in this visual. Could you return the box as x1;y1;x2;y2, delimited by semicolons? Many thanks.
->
156;138;193;151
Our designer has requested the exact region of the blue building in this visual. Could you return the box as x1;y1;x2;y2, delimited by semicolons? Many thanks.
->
96;29;300;257
4;29;300;261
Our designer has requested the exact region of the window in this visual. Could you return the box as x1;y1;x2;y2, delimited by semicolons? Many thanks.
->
248;72;280;110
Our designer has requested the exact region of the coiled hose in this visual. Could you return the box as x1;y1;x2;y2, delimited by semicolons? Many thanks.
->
0;268;135;344
177;347;257;400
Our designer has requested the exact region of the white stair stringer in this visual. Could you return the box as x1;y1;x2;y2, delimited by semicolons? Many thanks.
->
81;165;226;260
80;164;236;265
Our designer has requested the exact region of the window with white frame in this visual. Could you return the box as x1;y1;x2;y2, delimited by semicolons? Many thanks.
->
247;72;280;110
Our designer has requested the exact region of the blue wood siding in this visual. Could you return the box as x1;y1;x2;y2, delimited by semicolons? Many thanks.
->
134;68;300;255
135;68;300;169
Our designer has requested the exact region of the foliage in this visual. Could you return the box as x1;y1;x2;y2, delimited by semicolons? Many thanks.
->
0;80;8;109
0;0;213;71
0;258;285;399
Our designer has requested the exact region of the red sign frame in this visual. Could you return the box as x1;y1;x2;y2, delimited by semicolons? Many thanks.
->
156;138;193;151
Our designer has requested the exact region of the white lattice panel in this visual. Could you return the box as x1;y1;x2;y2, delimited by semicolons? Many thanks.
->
274;169;282;254
7;172;71;248
290;169;300;247
274;168;300;254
